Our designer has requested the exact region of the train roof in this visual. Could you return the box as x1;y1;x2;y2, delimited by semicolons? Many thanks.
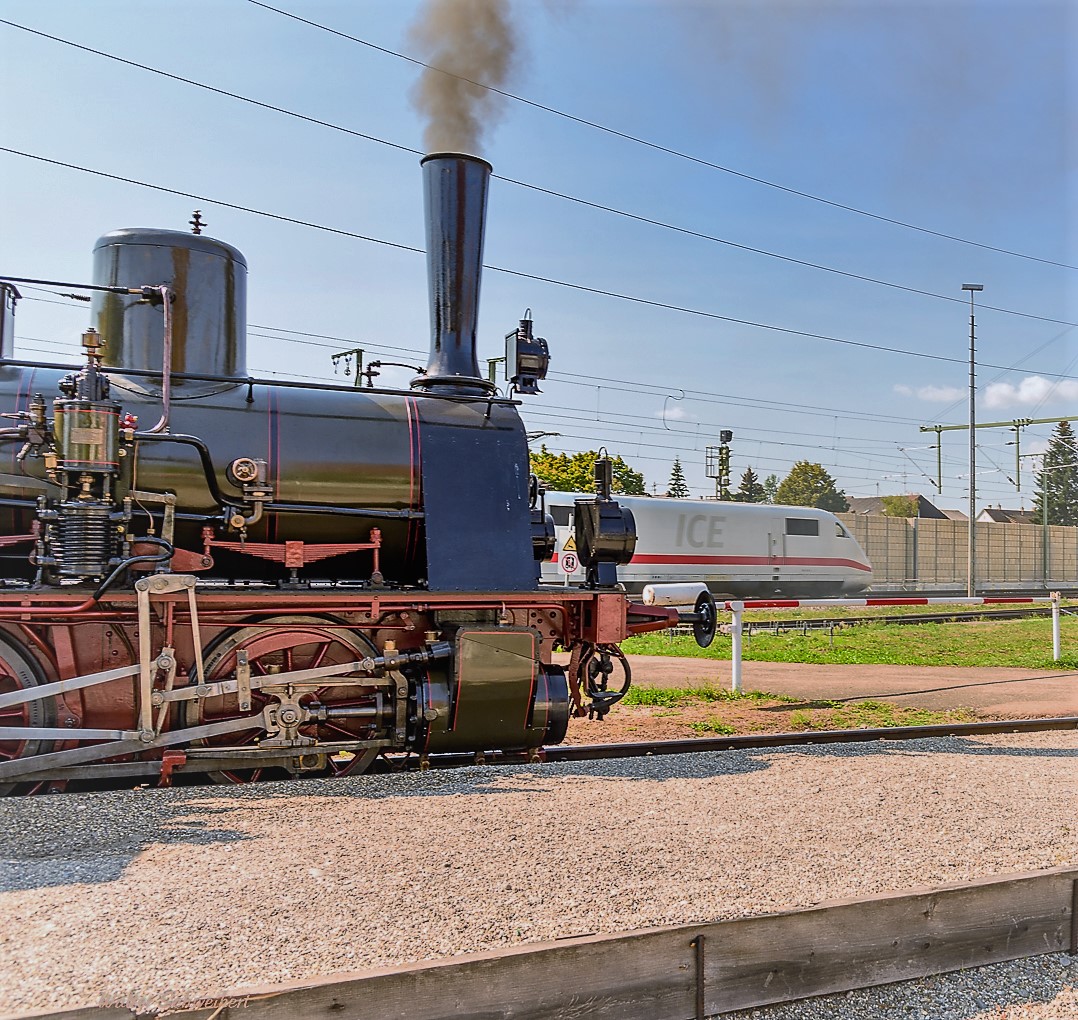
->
542;492;841;518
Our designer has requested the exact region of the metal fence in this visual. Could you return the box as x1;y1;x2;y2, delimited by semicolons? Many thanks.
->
835;514;1078;591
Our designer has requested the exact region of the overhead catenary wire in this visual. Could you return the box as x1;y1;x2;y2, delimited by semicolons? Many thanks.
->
0;18;1074;330
245;0;1078;274
0;7;1060;505
6;338;1020;499
5;147;1075;387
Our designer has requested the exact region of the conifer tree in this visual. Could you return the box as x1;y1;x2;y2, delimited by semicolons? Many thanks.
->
666;457;690;498
1032;421;1078;525
733;466;767;503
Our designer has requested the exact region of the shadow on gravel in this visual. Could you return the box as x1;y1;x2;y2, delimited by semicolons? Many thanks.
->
1;731;1073;894
0;798;251;892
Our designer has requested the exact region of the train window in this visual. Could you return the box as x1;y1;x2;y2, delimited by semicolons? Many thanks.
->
785;518;819;537
550;506;572;527
835;522;849;538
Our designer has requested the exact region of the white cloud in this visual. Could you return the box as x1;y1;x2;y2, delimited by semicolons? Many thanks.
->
893;383;962;402
984;376;1078;409
656;406;694;421
917;385;964;402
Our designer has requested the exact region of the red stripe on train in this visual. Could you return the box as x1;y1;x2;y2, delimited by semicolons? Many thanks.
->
627;553;873;572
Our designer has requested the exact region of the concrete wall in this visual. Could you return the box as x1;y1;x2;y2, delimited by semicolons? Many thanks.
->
836;514;1078;590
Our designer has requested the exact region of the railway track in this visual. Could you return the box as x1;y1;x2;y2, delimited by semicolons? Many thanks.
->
414;714;1078;771
10;715;1075;791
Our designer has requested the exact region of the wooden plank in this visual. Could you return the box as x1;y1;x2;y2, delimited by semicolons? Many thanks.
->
704;868;1076;1013
19;868;1077;1020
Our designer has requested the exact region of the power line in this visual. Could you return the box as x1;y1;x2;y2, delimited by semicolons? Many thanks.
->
0;18;420;158
523;408;917;465
0;147;980;369
11;263;1070;448
5;340;1014;495
492;175;1077;328
2;18;1074;329
548;371;935;426
0;146;424;255
246;0;1078;273
239;325;993;428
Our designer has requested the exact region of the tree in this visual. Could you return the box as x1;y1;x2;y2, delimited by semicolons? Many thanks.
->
666;458;689;498
774;461;849;512
763;474;779;504
881;494;919;518
1032;420;1078;526
530;445;646;495
733;466;767;503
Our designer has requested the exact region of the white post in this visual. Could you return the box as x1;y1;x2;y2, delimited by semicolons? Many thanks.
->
730;601;744;693
1051;591;1061;662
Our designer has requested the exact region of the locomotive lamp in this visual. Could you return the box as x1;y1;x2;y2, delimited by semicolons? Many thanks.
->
573;452;637;587
505;311;550;395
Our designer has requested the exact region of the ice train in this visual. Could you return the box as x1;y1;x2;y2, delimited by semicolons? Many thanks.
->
541;493;873;598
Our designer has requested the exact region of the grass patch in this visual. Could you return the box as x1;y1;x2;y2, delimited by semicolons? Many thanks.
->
622;685;797;707
622;617;1078;669
791;699;978;731
690;719;737;735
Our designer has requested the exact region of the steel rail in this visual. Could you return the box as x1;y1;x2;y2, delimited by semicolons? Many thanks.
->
413;716;1078;771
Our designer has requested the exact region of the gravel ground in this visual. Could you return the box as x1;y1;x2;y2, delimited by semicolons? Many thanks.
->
720;954;1078;1020
0;731;1074;1017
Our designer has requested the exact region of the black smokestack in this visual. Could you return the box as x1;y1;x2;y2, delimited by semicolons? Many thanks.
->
413;152;496;396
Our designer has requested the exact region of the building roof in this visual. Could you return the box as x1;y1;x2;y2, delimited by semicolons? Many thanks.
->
845;494;950;519
977;507;1037;524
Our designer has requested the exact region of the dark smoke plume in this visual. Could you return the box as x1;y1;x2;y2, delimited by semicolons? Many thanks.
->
407;0;516;154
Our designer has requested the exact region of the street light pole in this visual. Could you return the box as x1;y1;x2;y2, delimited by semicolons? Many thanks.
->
963;283;983;596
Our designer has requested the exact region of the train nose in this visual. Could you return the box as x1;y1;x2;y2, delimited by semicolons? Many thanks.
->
842;558;873;594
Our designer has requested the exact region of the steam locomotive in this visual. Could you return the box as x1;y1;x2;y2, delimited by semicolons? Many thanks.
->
0;153;711;791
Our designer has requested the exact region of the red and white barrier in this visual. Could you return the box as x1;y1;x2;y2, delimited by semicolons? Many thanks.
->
718;593;1063;692
721;597;1056;610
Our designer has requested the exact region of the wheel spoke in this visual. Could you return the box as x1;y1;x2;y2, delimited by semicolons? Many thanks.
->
308;641;331;672
325;721;364;740
192;619;378;785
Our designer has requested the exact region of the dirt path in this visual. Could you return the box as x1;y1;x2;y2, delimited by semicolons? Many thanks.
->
623;656;1078;716
560;656;1078;745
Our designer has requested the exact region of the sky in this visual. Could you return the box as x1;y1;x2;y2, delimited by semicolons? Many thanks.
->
1;0;1075;512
